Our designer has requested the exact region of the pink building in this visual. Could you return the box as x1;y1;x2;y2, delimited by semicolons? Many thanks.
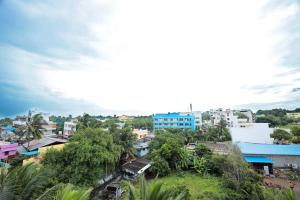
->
0;141;18;160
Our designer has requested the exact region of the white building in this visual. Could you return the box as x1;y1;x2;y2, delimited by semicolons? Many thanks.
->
210;109;239;127
230;123;273;144
193;111;202;129
63;121;77;138
13;116;27;126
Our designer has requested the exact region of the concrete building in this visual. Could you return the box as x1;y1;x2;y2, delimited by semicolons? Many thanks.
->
63;121;77;138
230;123;273;144
0;141;18;160
210;109;238;128
238;142;300;174
153;111;202;131
132;129;149;139
13;116;27;126
122;158;151;180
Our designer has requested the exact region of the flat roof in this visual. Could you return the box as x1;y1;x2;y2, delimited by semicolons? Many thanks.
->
244;156;273;164
238;142;300;156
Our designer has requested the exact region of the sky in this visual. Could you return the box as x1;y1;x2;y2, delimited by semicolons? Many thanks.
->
0;0;300;117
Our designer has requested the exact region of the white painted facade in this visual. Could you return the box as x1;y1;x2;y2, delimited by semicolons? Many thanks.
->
210;109;238;127
193;111;202;129
230;123;273;144
63;121;76;137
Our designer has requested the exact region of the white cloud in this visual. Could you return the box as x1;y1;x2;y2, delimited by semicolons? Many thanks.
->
28;0;300;114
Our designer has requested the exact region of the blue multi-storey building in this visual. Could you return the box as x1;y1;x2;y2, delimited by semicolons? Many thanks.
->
152;112;202;131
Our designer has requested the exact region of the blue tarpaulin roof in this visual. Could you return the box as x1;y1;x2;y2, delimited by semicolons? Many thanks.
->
20;150;39;156
244;156;273;163
238;142;300;156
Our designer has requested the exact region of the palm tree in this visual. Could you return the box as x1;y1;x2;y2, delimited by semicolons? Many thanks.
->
128;176;187;200
37;184;91;200
15;113;44;148
0;163;51;200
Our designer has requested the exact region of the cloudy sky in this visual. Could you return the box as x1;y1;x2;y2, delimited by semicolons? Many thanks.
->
0;0;300;117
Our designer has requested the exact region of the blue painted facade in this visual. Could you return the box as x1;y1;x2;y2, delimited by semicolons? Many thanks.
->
153;112;197;131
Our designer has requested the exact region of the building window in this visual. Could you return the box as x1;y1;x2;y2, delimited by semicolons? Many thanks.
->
179;118;183;121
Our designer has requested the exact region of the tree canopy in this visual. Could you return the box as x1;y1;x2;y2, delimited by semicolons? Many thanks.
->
43;128;122;186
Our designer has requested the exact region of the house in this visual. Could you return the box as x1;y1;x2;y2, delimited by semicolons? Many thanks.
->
210;109;238;128
18;136;67;165
132;129;149;139
63;121;76;138
118;115;133;122
229;123;273;144
0;141;18;160
39;113;57;136
122;158;151;180
153;111;202;131
134;138;151;158
13;116;27;126
238;142;300;174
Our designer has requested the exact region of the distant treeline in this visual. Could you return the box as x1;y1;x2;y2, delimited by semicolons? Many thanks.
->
256;108;300;127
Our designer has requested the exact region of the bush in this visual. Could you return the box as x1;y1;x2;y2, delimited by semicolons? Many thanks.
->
195;144;212;158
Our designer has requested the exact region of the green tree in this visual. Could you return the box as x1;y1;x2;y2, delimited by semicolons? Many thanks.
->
194;144;212;158
15;114;44;148
113;127;137;159
205;120;231;142
37;184;91;200
215;119;231;141
0;163;52;200
291;126;300;144
271;129;292;141
149;131;185;175
126;116;153;130
193;157;208;175
0;118;13;126
43;128;122;186
128;176;188;200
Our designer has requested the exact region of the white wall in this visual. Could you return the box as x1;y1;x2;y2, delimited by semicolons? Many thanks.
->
230;123;273;144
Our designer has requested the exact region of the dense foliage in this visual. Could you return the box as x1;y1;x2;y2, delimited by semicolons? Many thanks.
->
0;163;52;200
125;116;153;130
43;128;122;186
128;176;188;200
0;118;13;126
203;119;231;142
149;131;186;176
271;129;292;142
256;108;300;127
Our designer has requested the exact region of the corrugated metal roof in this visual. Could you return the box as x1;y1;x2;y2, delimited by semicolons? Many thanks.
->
244;156;273;163
17;137;67;152
238;142;300;156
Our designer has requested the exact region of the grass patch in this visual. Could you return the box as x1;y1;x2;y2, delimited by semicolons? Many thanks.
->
123;172;226;199
156;172;224;199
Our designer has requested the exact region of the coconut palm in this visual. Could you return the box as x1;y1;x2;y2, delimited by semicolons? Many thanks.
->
37;184;91;200
15;113;44;148
128;176;187;200
0;163;51;200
